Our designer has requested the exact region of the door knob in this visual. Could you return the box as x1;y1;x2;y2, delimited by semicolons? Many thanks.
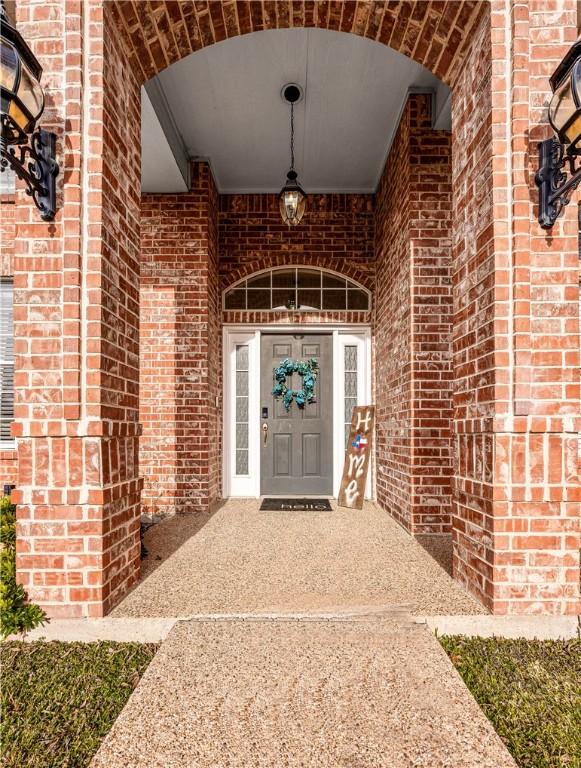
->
262;422;268;445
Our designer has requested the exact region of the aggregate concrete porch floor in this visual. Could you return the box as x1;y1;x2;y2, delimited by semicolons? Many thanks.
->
112;499;486;617
91;615;515;768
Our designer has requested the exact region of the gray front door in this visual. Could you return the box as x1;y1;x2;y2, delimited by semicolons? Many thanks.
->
261;334;333;495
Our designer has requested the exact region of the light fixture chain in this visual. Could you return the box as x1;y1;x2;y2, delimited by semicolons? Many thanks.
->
290;101;294;171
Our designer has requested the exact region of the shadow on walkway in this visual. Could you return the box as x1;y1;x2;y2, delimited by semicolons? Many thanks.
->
415;534;453;576
140;499;227;578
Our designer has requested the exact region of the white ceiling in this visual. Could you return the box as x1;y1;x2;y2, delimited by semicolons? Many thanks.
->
141;28;450;194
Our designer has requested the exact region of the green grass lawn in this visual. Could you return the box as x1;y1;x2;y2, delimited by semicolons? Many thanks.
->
440;635;581;768
1;641;157;768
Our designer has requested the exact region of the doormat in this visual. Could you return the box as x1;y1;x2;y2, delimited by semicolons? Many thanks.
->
260;498;333;512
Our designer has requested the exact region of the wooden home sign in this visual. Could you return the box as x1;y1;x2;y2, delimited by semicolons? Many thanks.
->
337;405;375;510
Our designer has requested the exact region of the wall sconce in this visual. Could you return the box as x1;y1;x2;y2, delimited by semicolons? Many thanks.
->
535;41;581;229
0;2;58;220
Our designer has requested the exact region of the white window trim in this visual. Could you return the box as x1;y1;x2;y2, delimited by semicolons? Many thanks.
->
223;325;372;499
222;330;260;497
332;330;372;498
0;278;15;450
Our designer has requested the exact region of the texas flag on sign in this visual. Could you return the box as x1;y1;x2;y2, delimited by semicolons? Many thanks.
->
352;434;368;450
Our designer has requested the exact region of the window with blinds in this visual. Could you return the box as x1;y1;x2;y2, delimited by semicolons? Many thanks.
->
0;279;14;446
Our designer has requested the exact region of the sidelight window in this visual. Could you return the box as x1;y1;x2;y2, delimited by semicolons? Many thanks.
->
235;344;249;475
344;345;358;445
224;267;370;312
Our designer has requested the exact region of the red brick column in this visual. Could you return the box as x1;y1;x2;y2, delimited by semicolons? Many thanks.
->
13;1;142;617
375;93;453;534
451;0;580;614
140;163;220;518
451;1;498;612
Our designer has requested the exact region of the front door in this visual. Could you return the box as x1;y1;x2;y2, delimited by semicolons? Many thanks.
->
261;333;333;495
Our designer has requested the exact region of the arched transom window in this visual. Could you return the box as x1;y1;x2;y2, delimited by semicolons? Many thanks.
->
223;267;370;312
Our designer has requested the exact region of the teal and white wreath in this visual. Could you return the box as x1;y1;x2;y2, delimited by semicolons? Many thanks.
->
272;358;318;411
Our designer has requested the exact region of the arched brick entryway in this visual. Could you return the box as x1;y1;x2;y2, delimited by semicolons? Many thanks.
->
9;0;580;618
111;1;484;87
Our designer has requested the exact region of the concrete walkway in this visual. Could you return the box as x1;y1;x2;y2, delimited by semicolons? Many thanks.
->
91;614;516;768
112;499;485;617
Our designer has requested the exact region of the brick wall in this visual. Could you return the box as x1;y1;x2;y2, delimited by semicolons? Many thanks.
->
219;194;374;292
374;98;413;530
450;1;580;615
219;194;374;327
0;452;17;489
13;1;142;618
408;99;453;534
113;1;483;89
222;310;372;325
96;3;143;612
450;3;497;608
140;163;220;519
489;0;580;615
375;93;453;535
207;169;221;511
141;186;374;518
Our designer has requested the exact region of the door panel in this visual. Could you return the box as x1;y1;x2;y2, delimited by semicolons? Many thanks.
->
273;343;292;357
302;342;320;356
261;333;333;495
302;434;321;476
273;433;292;476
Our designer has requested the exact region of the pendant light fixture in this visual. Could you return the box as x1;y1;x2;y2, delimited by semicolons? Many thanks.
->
279;84;307;226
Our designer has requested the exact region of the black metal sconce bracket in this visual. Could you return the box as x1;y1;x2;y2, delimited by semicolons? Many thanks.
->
0;125;58;221
535;137;581;229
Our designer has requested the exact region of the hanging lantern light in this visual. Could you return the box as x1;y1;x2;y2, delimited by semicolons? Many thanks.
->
279;84;306;226
535;40;581;229
0;1;58;220
547;46;581;146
